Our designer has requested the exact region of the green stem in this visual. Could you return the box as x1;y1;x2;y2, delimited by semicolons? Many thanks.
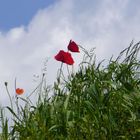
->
58;62;63;83
67;65;70;78
15;78;20;117
5;83;13;111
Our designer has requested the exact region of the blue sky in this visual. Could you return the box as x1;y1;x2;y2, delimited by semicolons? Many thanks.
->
0;0;55;30
0;0;140;106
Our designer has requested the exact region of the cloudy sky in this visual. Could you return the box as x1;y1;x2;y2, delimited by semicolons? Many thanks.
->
0;0;140;106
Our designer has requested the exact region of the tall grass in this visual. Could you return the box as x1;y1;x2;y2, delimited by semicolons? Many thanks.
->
0;41;140;139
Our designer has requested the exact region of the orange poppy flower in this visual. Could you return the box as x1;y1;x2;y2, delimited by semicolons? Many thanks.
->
16;88;24;95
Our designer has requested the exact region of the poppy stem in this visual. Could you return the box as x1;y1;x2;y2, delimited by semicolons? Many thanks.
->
16;95;20;118
67;65;70;78
72;65;74;75
15;78;20;118
58;62;63;83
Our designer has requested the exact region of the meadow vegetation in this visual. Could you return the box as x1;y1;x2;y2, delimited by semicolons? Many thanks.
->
0;41;140;140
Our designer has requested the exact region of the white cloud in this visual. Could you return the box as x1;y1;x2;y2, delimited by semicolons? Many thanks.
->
0;0;140;106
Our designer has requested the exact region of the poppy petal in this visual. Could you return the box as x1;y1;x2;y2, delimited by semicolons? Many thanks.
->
54;50;74;65
16;88;24;95
68;40;79;52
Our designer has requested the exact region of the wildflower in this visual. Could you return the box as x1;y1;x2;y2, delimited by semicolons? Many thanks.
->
67;40;79;52
16;88;24;95
55;50;74;65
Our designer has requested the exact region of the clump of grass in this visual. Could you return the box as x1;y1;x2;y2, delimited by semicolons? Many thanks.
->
0;41;140;139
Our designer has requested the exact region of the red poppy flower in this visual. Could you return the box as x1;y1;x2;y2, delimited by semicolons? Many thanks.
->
67;40;79;52
16;88;24;95
55;50;74;65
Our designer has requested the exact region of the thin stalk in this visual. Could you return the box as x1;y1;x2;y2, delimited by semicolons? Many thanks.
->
58;62;63;84
67;65;70;78
38;73;45;103
15;78;20;118
4;82;13;111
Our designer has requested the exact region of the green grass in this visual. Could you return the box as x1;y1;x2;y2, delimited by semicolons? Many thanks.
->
0;41;140;140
